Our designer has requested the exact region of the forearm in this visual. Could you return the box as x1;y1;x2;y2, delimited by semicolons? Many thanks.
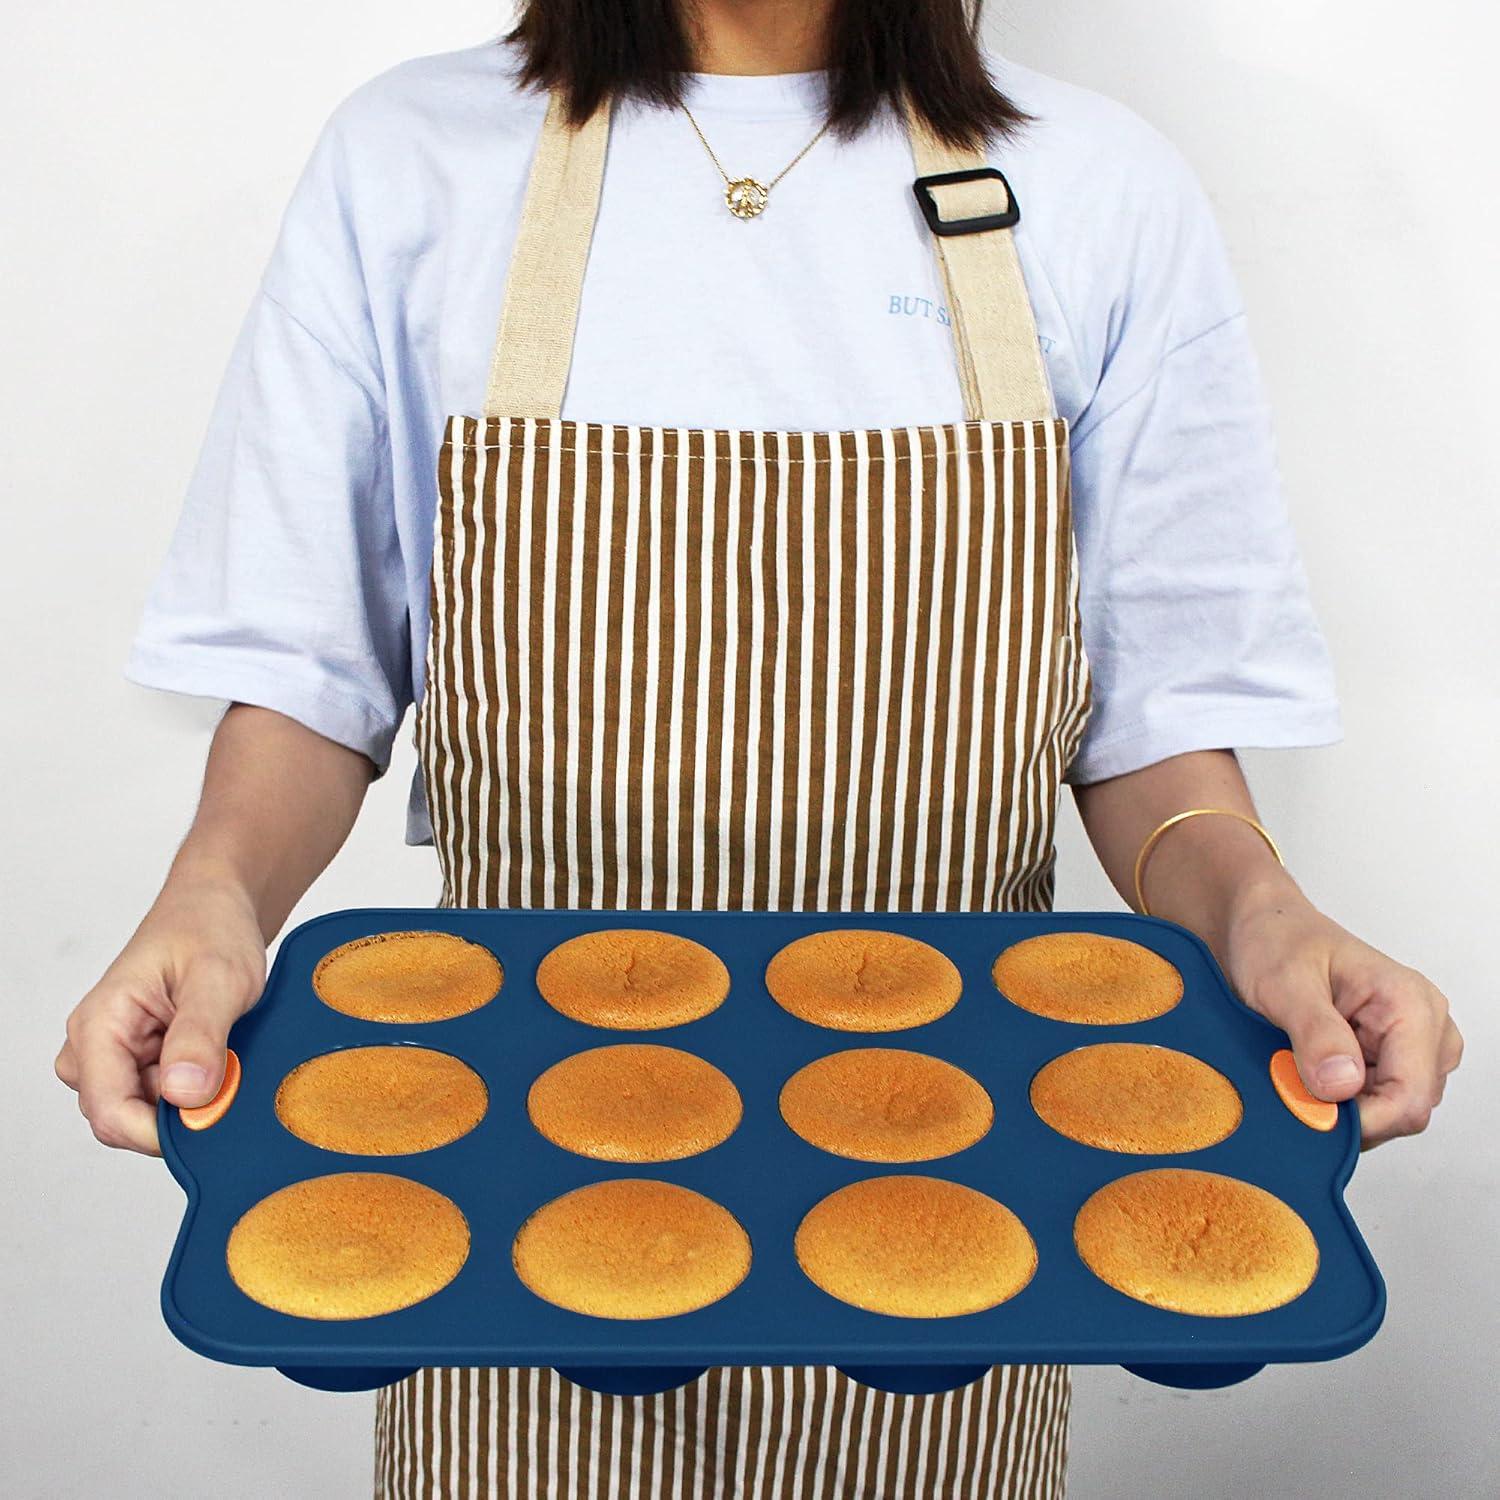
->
159;703;374;941
58;705;375;1150
1072;748;1300;963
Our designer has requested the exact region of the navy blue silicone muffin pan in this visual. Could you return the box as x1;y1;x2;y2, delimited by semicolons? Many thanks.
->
158;908;1384;1395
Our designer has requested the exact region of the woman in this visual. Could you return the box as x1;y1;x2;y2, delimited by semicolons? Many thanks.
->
56;1;1462;1496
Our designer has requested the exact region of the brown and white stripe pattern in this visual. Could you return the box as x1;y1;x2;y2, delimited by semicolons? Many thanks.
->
393;409;1090;1499
377;1364;1071;1500
416;415;1090;914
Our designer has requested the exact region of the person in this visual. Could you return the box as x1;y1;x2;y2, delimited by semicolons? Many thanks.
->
55;1;1463;1496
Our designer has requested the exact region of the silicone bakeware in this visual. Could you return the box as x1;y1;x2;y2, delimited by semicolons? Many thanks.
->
158;908;1385;1395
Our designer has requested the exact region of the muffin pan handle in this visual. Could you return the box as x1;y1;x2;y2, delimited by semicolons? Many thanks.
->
179;1049;241;1132
1268;1049;1338;1132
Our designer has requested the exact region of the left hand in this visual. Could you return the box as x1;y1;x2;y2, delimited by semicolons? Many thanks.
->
1223;882;1462;1147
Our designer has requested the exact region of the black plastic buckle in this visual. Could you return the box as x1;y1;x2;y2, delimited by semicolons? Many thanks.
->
912;166;1020;237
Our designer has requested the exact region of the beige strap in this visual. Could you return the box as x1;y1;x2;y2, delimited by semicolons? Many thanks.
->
482;88;612;419
484;87;1052;423
903;99;1053;423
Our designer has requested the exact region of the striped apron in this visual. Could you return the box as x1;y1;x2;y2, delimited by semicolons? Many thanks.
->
378;85;1091;1500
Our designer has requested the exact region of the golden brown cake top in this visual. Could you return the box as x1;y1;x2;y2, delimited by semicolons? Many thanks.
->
779;1048;993;1162
512;1179;751;1320
992;932;1183;1024
536;929;730;1030
275;1046;488;1156
1073;1167;1319;1317
313;931;503;1024
527;1044;742;1162
1029;1043;1241;1154
766;929;962;1032
794;1174;1036;1318
226;1172;470;1320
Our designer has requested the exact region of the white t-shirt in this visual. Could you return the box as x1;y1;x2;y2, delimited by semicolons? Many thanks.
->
127;35;1341;844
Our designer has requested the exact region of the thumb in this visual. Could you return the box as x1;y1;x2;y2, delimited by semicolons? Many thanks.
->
160;955;261;1108
1253;965;1365;1103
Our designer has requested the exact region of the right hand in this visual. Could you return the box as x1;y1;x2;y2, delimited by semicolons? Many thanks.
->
55;875;266;1155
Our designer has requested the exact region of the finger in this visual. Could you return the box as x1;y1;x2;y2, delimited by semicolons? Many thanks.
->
1438;1017;1463;1074
73;1018;161;1155
1432;1019;1462;1105
100;1097;160;1155
159;955;260;1107
1253;967;1365;1102
54;1040;80;1090
1357;1012;1441;1147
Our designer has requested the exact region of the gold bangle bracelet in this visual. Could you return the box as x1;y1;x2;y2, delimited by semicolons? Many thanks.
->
1132;808;1284;917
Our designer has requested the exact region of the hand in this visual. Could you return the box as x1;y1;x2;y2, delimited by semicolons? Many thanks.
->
1223;880;1462;1147
55;873;266;1156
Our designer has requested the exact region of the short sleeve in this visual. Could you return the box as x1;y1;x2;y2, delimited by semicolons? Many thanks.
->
125;105;410;772
1064;145;1342;785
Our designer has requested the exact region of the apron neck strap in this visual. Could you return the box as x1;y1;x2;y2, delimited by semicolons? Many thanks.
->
482;87;1053;424
903;99;1053;424
483;87;612;424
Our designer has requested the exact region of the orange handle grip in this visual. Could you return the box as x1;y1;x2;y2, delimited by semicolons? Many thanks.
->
1269;1049;1337;1132
179;1049;241;1131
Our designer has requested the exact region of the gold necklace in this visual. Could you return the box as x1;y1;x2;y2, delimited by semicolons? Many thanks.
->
680;103;832;220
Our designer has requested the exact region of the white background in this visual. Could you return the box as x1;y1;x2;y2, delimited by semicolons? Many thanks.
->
3;2;1496;1496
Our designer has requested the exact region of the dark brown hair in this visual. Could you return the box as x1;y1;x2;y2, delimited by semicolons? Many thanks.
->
506;0;1025;149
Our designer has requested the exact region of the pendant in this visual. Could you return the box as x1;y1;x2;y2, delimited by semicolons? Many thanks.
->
724;177;769;220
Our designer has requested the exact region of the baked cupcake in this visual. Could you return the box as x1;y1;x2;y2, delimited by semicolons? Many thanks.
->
779;1048;993;1162
1073;1168;1319;1316
992;932;1182;1024
275;1046;488;1156
527;1044;742;1162
766;930;961;1032
313;931;502;1023
512;1179;750;1319
794;1175;1036;1317
536;930;729;1030
226;1172;469;1319
1030;1043;1241;1154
